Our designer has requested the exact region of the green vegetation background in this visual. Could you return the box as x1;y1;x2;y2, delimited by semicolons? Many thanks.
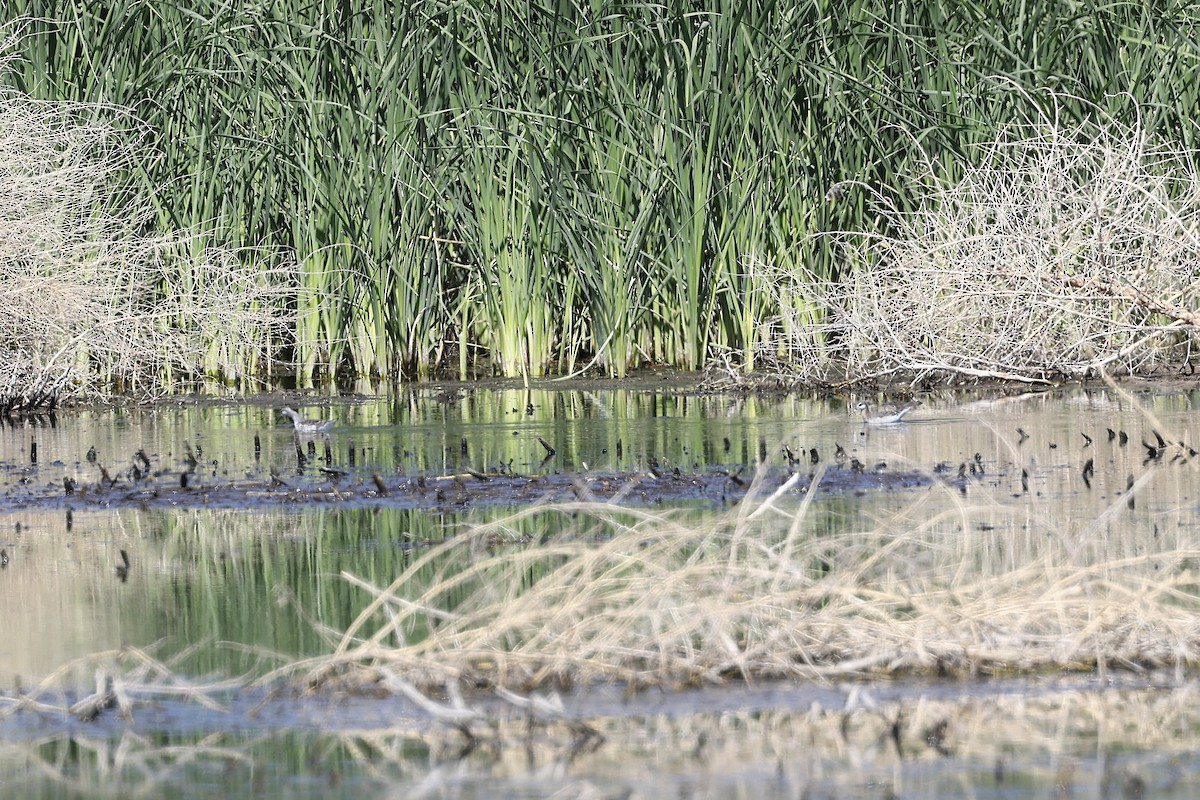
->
6;1;1196;382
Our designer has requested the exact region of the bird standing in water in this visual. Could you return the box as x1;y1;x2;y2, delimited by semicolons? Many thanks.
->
857;400;921;425
280;406;336;435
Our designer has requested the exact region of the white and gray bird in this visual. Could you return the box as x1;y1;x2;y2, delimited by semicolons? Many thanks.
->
856;401;921;425
280;406;336;435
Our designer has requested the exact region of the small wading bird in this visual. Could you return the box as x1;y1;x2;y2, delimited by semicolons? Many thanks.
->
280;406;336;436
857;400;922;425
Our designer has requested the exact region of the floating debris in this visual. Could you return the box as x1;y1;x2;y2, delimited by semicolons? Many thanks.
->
115;549;130;582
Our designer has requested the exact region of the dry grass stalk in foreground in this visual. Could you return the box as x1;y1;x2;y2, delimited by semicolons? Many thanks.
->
754;92;1200;386
0;646;241;722
285;463;1200;693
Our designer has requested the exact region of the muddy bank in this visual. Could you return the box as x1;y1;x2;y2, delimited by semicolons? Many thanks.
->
0;668;1181;740
0;458;940;515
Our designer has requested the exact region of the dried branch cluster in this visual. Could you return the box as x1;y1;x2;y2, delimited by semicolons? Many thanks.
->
286;465;1200;693
0;80;294;405
765;104;1200;386
0;645;238;722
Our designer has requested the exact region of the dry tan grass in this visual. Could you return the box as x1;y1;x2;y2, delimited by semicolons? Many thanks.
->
279;445;1200;694
0;37;295;404
756;92;1200;386
0;645;241;723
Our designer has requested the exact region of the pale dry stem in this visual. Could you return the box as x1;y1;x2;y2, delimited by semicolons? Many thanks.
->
0;645;241;723
756;93;1200;385
292;450;1200;693
0;55;295;403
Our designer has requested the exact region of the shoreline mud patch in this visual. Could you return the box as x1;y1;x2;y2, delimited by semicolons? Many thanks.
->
2;462;939;515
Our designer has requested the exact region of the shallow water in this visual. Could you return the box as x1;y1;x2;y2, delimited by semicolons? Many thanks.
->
5;673;1200;799
3;382;1200;797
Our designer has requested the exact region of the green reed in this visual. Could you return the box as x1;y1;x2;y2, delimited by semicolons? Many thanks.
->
5;1;1199;388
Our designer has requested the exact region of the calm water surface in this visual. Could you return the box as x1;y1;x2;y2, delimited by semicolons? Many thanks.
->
2;383;1200;797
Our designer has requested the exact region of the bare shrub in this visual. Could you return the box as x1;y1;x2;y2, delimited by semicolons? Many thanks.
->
0;50;295;404
758;94;1200;386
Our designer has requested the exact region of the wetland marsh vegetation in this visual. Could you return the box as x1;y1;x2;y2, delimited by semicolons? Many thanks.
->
4;3;1200;397
5;2;1200;796
0;387;1199;797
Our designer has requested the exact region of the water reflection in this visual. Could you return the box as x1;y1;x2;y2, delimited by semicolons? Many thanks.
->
5;677;1200;799
0;385;1197;681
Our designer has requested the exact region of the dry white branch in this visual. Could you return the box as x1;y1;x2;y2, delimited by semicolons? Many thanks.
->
756;93;1200;385
0;44;296;404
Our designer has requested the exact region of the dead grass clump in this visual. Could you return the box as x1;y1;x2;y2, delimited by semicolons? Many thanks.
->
0;645;241;723
287;466;1200;693
763;93;1200;386
0;41;294;405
